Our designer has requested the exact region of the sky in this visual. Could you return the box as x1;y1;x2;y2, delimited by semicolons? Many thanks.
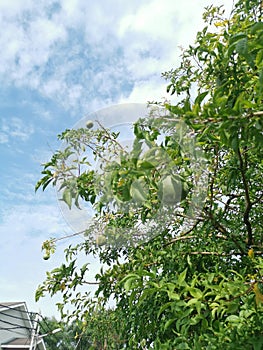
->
0;0;233;318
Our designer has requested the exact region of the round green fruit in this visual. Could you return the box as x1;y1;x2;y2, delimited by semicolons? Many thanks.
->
86;120;94;129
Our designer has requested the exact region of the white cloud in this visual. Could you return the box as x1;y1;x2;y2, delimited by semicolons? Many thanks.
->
0;200;99;317
0;132;8;144
0;117;34;142
0;0;33;15
120;79;169;104
116;0;233;103
0;202;72;313
0;0;232;113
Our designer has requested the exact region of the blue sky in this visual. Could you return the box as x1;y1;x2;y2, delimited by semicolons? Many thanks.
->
0;0;232;318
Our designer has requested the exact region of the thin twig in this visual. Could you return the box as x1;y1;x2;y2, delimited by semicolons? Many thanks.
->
252;192;263;206
164;220;201;247
164;235;196;247
209;145;219;213
252;111;263;116
95;120;127;153
83;281;100;285
53;230;87;243
188;251;231;256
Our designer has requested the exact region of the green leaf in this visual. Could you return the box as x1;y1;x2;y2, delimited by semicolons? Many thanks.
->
120;274;140;291
178;268;188;286
256;49;263;67
166;104;183;115
226;315;240;323
194;91;209;106
229;32;247;45
188;288;203;299
62;188;72;209
134;123;144;139
157;302;174;318
231;136;239;152
236;37;248;56
138;288;156;305
258;68;263;92
176;342;190;349
35;285;45;301
187;298;199;306
167;290;180;300
250;22;263;35
138;160;155;170
164;318;175;331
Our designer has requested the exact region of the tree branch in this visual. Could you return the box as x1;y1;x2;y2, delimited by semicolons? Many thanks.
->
188;251;232;256
53;230;87;243
209;145;219;213
164;235;195;247
203;207;246;254
237;147;253;246
164;220;201;247
83;281;100;285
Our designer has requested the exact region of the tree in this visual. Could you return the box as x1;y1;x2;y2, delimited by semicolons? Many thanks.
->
39;317;71;350
40;311;121;350
36;1;263;348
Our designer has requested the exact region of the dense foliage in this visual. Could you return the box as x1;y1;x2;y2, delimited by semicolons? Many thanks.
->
36;1;263;349
40;311;121;350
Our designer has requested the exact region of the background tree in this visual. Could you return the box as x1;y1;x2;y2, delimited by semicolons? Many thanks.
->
40;316;88;350
36;1;263;349
40;309;122;350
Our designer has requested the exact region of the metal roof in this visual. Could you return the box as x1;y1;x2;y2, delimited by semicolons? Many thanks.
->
0;303;25;309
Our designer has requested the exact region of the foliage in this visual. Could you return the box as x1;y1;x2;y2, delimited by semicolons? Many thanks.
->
36;1;263;349
39;317;72;350
40;309;123;350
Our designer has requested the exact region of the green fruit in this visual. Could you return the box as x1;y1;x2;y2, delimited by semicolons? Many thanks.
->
130;180;147;203
96;235;106;246
43;253;50;260
158;175;182;205
86;120;94;129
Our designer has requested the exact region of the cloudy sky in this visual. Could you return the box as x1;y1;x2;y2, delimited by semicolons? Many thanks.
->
0;0;232;318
